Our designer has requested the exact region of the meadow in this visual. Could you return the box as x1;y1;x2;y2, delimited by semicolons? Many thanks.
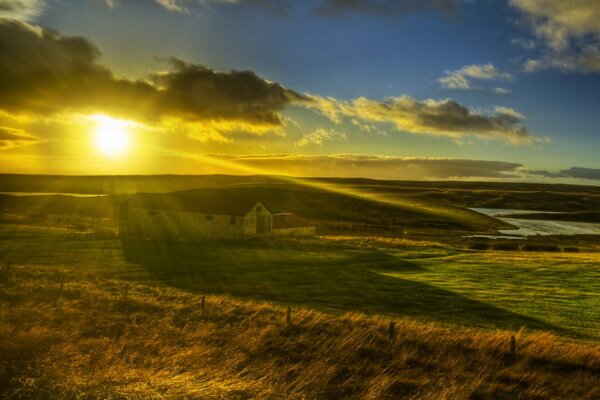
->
1;176;600;398
1;226;599;399
1;223;598;339
3;261;599;400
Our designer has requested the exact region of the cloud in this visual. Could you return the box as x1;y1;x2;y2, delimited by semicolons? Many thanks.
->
509;0;600;72
207;154;524;180
437;63;512;94
0;126;38;149
0;0;45;21
511;37;537;50
150;58;306;127
526;166;600;181
563;167;600;180
295;128;347;147
491;87;512;96
155;0;187;13
314;0;458;19
0;19;307;131
306;95;535;144
522;46;600;73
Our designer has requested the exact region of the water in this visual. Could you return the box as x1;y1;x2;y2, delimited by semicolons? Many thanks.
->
471;208;600;236
0;192;108;197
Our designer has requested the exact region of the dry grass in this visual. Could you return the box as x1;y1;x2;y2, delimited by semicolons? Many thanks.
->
320;235;446;249
1;264;599;400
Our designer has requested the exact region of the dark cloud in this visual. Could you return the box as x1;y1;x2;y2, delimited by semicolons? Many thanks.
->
526;167;600;181
210;154;523;180
561;167;600;180
150;58;307;127
523;169;565;179
0;18;306;128
314;0;458;19
0;19;154;118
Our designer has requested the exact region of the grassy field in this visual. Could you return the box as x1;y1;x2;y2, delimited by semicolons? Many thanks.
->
377;249;600;340
2;176;600;398
1;223;598;341
1;257;599;399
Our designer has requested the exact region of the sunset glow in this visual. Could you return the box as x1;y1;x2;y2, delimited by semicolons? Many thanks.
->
0;0;598;181
92;116;131;156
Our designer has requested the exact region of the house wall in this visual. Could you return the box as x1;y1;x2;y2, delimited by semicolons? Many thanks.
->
119;207;245;240
243;202;273;236
272;226;316;236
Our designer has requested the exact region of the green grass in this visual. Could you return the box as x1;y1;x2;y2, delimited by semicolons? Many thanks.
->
2;223;598;341
379;250;600;340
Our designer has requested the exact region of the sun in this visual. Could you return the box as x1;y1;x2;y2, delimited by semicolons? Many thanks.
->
92;116;131;156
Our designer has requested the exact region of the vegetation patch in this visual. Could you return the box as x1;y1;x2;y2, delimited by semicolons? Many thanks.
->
1;265;599;400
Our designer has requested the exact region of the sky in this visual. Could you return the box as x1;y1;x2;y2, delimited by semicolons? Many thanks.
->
0;0;599;183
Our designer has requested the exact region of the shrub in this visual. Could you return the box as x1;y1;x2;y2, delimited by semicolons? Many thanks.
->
493;242;519;251
522;244;561;252
563;246;580;253
469;242;489;250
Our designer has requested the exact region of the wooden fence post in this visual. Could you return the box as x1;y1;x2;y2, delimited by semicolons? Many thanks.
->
388;321;395;342
200;296;206;315
510;335;516;360
286;306;292;326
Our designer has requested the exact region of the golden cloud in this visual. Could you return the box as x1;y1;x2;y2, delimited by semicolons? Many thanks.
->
295;128;347;147
306;95;535;144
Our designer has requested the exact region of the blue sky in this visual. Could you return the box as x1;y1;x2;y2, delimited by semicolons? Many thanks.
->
0;0;599;182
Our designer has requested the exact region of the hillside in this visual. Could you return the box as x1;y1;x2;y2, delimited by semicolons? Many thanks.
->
0;186;512;234
176;187;510;231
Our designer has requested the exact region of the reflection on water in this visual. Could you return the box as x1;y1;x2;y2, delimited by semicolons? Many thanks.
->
471;208;600;236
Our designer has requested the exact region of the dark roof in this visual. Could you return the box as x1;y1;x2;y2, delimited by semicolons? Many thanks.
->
273;213;315;229
121;193;265;216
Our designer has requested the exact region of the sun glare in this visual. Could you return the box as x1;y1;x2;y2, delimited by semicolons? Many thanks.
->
92;116;131;156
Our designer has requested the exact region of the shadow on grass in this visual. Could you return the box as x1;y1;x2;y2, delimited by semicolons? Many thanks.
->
120;239;567;335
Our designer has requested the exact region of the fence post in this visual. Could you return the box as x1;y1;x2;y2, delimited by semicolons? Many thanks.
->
388;321;395;342
286;306;292;326
200;296;205;315
510;335;516;360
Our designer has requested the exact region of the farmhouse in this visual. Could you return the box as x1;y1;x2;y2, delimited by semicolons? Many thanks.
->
272;213;317;236
119;193;273;240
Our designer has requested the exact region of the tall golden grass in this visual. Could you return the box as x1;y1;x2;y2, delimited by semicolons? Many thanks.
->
1;264;598;399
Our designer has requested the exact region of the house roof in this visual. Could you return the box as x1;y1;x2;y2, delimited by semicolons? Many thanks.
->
273;213;315;229
121;193;266;216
